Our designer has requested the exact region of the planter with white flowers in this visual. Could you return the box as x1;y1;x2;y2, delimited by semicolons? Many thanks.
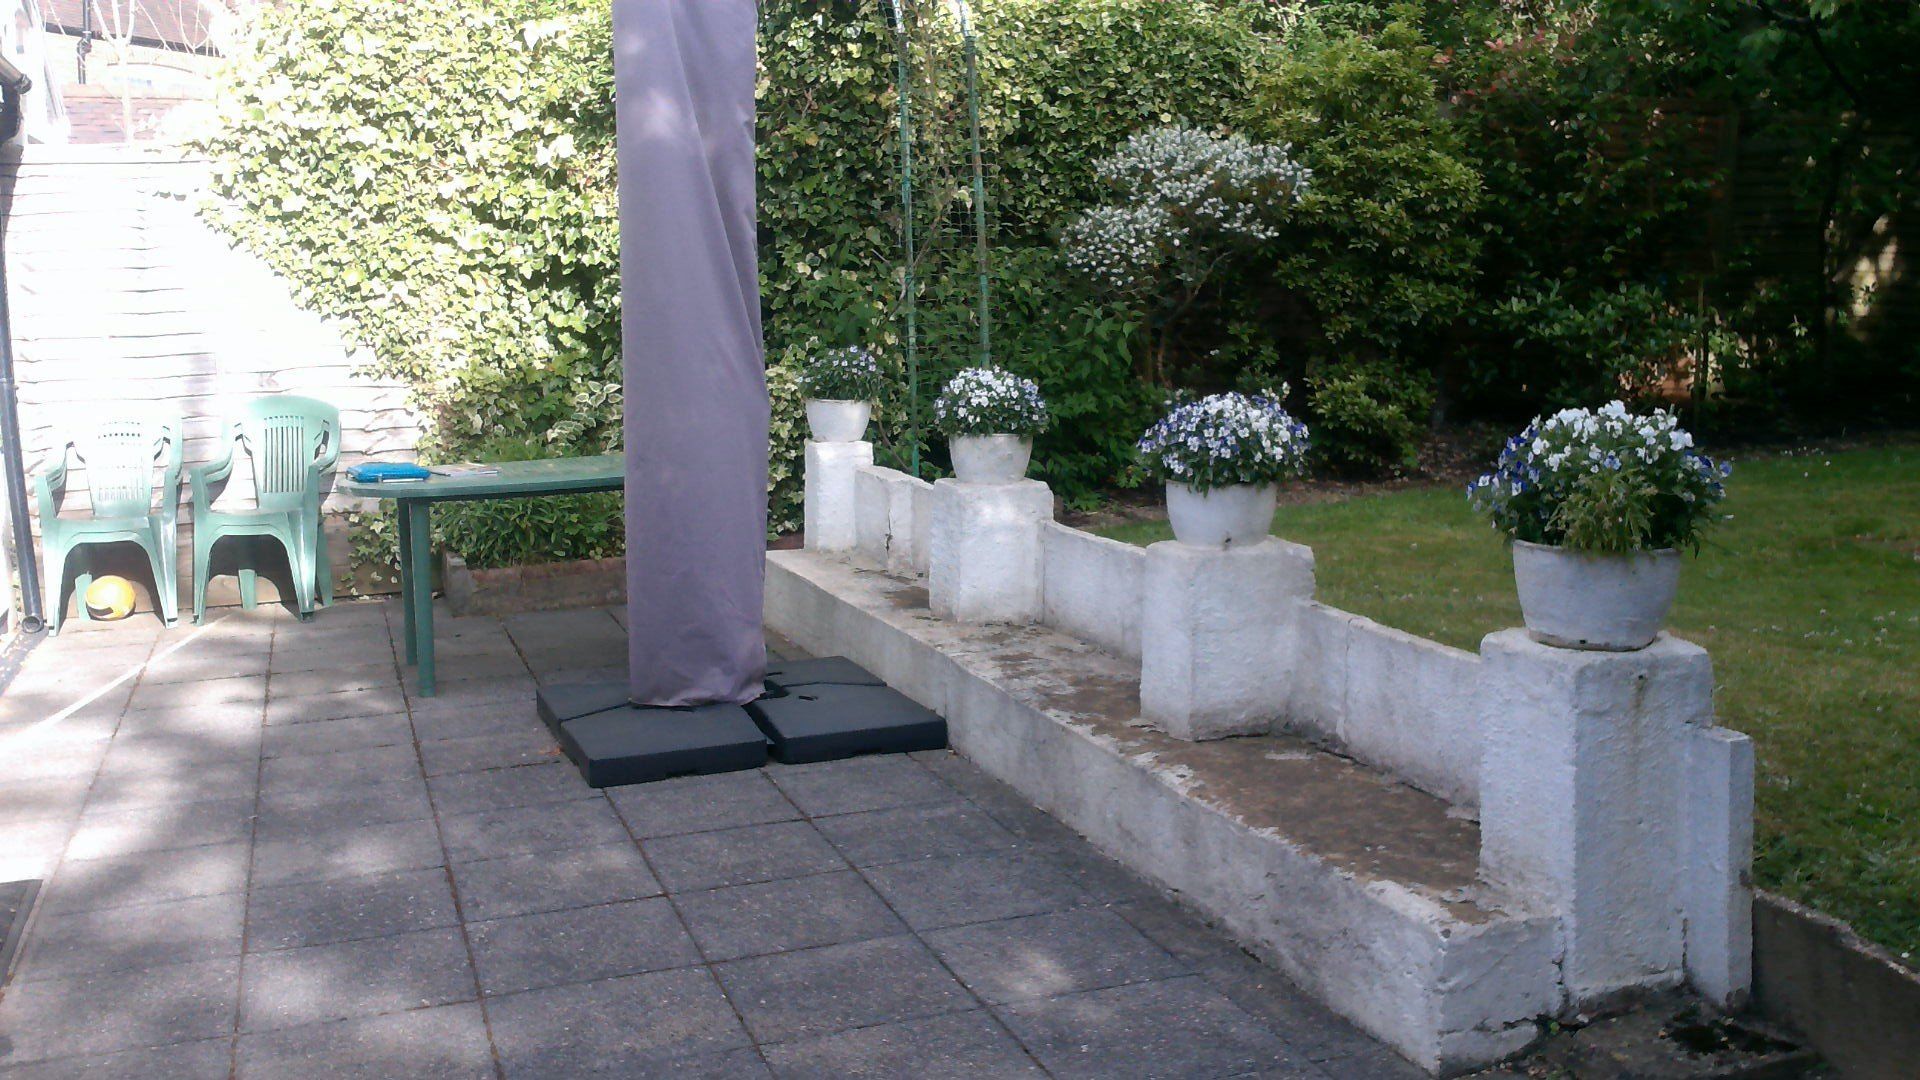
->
933;367;1050;484
1469;401;1730;651
801;346;882;443
1137;391;1311;548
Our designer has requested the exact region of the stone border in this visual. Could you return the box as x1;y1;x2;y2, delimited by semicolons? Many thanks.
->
1751;891;1920;1078
441;551;624;618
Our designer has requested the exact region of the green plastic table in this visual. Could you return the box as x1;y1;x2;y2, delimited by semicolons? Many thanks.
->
340;455;624;696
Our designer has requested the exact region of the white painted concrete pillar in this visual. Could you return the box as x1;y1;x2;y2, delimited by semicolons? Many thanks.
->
928;477;1052;624
1140;539;1315;741
1478;630;1748;1007
804;440;873;553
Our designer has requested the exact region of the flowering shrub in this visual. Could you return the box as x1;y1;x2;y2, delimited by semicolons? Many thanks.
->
1468;402;1731;553
1136;391;1312;492
799;346;882;402
1062;126;1312;296
933;368;1051;437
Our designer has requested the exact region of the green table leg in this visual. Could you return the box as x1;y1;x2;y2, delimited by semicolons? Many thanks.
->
397;502;417;665
406;500;436;696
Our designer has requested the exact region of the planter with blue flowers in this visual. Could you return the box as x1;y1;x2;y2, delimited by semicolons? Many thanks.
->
1137;391;1311;548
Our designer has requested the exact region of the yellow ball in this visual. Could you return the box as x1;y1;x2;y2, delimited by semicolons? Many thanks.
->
84;576;138;621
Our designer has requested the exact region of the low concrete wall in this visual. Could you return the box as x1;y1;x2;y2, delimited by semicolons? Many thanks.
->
1039;522;1144;661
1292;604;1484;808
1753;892;1920;1080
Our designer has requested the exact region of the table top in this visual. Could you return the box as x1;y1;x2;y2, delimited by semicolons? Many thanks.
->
339;455;624;503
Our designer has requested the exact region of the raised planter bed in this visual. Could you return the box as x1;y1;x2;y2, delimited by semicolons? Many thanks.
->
441;550;625;617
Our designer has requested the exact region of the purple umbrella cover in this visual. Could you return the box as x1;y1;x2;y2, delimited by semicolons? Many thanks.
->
614;0;769;706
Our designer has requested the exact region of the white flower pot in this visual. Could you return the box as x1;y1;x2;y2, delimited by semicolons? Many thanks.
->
1512;539;1682;651
1165;482;1278;548
806;399;871;443
949;434;1032;484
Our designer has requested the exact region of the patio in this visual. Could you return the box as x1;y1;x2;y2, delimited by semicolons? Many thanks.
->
0;601;1417;1078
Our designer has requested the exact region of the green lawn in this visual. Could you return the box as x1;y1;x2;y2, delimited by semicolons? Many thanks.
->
1101;444;1920;962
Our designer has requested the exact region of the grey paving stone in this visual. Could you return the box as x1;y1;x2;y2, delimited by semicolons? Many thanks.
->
0;741;108;785
865;852;1090;932
1000;976;1303;1080
0;958;239;1066
501;607;623;644
426;760;595;815
714;934;975;1043
238;927;476;1033
62;797;257;861
233;1002;495;1079
0;1037;233;1079
439;795;630;863
1312;1046;1428;1079
138;648;271;686
259;712;413;759
467;896;700;996
267;663;400;699
43;841;251;914
254;775;432;839
260;743;422;793
251;818;445;888
814;801;1020;868
487;968;751;1079
609;768;800;839
1031;841;1171;906
451;842;659;923
0;775;91;826
676;870;905;962
268;636;395;676
0;819;70;881
114;702;264;744
100;725;264;768
643;820;847;893
925;908;1188;1005
264;686;408;726
419;728;563;776
405;675;537;717
761;1009;1045;1079
518;640;627;676
81;758;260;814
767;755;961;818
409;702;539;742
245;866;459;951
127;674;267;714
16;892;245;982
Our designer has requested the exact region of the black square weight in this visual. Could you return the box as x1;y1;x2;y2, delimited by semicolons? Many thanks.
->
746;682;947;765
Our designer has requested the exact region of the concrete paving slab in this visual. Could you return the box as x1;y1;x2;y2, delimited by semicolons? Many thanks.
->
759;1009;1044;1079
675;870;905;963
0;958;240;1065
0;1037;234;1080
418;728;563;776
260;743;421;794
466;897;701;997
250;819;446;888
42;840;251;915
426;760;596;816
15;891;245;982
268;663;400;699
451;843;660;923
263;686;407;726
766;755;961;818
258;712;412;759
864;851;1090;933
238;927;475;1033
643;820;848;893
244;866;459;952
485;968;751;1079
233;1001;494;1080
63;797;257;861
813;801;1019;868
714;934;975;1043
438;797;630;864
608;769;800;840
254;776;432;839
925;907;1188;1005
994;975;1300;1080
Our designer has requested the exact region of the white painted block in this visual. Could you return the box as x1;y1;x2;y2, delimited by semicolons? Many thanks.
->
1682;724;1755;1008
1479;629;1713;1004
927;478;1052;624
1339;617;1484;808
1039;522;1146;660
803;440;872;553
1140;538;1314;741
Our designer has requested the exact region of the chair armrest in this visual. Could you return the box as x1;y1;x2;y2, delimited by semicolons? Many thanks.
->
189;446;237;512
34;453;68;522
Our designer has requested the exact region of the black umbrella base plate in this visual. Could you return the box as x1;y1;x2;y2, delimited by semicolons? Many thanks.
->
751;658;947;765
537;682;767;789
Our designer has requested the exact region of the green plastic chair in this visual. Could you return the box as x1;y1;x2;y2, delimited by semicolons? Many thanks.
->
36;412;184;634
191;395;342;623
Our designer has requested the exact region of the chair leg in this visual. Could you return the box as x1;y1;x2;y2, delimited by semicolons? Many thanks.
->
193;533;213;624
238;567;257;611
43;542;67;635
73;562;94;624
139;536;178;627
316;523;335;609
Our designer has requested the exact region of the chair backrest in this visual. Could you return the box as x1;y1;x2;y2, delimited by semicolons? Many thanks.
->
70;413;181;519
229;396;343;512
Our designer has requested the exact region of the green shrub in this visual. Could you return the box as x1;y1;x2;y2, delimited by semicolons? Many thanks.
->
1305;360;1433;477
435;437;623;569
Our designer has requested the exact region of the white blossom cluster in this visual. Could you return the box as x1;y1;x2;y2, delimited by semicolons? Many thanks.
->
933;367;1051;437
1469;400;1731;551
800;345;882;402
1136;391;1311;492
1063;126;1312;294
